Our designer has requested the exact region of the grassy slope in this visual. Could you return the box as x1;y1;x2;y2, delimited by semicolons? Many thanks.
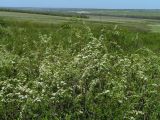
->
0;11;71;24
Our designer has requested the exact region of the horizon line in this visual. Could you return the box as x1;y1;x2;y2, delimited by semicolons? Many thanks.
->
1;6;160;10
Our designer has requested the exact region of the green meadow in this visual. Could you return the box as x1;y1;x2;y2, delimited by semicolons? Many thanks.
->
0;9;160;120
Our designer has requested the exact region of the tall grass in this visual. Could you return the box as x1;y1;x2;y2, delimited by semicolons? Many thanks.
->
0;19;160;119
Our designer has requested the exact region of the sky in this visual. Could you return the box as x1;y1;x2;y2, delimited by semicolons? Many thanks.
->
0;0;160;9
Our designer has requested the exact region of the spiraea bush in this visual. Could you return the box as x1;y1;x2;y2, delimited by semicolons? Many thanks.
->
0;20;160;120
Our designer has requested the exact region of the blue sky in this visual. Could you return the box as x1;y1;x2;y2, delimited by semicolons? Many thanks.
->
0;0;160;9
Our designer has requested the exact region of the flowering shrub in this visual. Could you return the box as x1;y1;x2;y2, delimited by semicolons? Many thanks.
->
0;23;160;120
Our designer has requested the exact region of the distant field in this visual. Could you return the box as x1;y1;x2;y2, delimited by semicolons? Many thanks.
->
2;8;160;19
85;9;160;19
0;10;160;32
0;11;148;23
0;11;71;24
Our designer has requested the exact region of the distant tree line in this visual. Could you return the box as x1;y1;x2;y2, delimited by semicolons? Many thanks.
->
86;13;160;20
0;8;89;19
